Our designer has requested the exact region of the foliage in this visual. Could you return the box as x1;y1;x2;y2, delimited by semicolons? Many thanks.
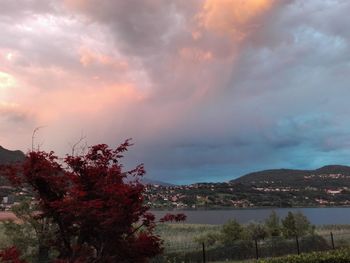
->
299;234;330;253
294;211;314;236
282;212;297;238
155;223;219;249
244;222;268;241
258;248;350;263
2;199;57;262
189;211;315;249
281;212;314;238
265;211;281;237
220;219;243;244
193;231;221;246
153;218;350;263
0;140;185;262
0;246;26;263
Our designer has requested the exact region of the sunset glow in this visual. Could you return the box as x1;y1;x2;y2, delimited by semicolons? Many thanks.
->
197;0;273;39
1;0;350;184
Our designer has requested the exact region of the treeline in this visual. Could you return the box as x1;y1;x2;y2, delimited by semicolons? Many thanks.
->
157;212;335;262
194;211;315;245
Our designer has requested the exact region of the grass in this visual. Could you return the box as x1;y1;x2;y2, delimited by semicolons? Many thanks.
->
0;221;349;262
156;223;350;245
155;223;350;262
210;249;350;262
155;223;214;245
155;223;220;247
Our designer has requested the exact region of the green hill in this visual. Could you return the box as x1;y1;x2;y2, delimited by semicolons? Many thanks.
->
231;165;350;189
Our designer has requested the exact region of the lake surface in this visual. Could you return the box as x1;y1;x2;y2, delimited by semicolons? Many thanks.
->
151;207;350;225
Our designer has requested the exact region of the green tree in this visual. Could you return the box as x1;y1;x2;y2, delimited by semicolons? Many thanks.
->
265;211;281;237
294;211;313;236
281;211;313;238
245;222;268;241
281;212;297;238
220;219;243;244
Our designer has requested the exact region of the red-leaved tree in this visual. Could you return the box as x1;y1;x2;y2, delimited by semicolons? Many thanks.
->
0;140;185;262
0;246;26;263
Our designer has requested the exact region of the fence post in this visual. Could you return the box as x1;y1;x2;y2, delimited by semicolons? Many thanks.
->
330;232;335;250
295;235;300;255
255;239;259;260
202;242;206;263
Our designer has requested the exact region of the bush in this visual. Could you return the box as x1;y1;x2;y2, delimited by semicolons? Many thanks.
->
299;234;330;253
244;222;268;241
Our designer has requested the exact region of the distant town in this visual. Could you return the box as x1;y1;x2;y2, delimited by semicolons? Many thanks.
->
144;168;350;209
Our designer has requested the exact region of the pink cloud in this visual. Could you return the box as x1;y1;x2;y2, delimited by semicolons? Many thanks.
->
3;0;350;183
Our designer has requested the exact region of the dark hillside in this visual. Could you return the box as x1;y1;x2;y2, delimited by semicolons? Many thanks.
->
232;168;311;186
231;165;350;189
0;146;25;196
315;165;350;175
0;146;25;164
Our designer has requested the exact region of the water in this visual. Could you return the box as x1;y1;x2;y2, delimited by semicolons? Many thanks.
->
151;207;350;225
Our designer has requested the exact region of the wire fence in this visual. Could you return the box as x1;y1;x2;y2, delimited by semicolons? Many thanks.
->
151;231;350;263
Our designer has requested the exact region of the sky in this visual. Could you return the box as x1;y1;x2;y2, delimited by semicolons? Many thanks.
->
1;0;350;184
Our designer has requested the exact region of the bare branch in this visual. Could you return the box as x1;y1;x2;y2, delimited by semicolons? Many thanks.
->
31;126;47;151
70;132;87;156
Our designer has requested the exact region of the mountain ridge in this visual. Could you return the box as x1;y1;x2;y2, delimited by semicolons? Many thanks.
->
230;164;350;189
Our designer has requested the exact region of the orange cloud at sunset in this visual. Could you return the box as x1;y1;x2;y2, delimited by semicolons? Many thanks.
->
32;83;145;124
195;0;274;40
79;47;128;70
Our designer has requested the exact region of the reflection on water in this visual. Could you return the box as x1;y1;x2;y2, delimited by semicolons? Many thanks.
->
151;207;350;225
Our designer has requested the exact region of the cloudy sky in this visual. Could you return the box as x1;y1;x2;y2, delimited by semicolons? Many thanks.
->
1;0;350;184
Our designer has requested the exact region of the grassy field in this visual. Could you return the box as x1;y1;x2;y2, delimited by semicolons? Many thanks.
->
0;219;349;262
156;223;350;246
155;223;220;247
210;248;350;263
154;223;350;262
